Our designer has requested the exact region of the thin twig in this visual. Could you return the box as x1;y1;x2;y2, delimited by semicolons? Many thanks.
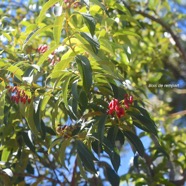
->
135;10;186;62
122;1;186;62
13;172;63;185
71;157;78;186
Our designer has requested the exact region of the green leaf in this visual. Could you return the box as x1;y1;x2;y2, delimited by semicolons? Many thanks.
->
36;0;60;23
0;81;5;124
45;126;56;135
76;140;97;173
82;0;89;7
110;151;120;172
53;14;64;44
107;126;119;147
97;114;107;144
58;139;71;164
105;165;120;186
130;110;157;136
33;99;42;133
62;75;71;108
123;131;145;157
1;147;10;162
40;120;46;140
23;25;53;49
75;55;92;93
41;93;52;112
22;132;35;152
80;32;100;54
7;65;23;81
91;133;120;171
113;30;141;39
81;13;96;36
91;0;107;11
48;137;63;153
25;100;39;135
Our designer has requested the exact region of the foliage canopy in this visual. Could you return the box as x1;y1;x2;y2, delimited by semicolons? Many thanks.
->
0;0;186;185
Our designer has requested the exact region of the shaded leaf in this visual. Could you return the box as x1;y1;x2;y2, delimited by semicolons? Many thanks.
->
76;140;97;173
22;132;35;152
105;166;120;186
75;55;92;93
82;13;95;36
97;114;107;144
80;32;99;54
123;131;145;157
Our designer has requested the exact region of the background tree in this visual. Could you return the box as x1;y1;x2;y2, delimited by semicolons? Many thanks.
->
0;0;186;185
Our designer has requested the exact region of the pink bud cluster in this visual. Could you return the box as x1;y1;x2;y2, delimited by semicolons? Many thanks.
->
108;94;133;118
64;0;81;9
37;45;60;66
6;86;31;104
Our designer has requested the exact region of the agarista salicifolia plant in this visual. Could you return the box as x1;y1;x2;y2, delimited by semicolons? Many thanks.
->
0;1;159;185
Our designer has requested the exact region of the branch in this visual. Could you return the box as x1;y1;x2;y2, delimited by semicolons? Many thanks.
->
122;1;186;62
170;109;186;118
71;157;78;186
13;172;63;185
135;10;186;62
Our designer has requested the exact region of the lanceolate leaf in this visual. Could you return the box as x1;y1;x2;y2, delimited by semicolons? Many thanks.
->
22;132;35;152
81;13;96;36
23;26;53;49
97;114;107;144
123;131;145;157
53;14;64;44
131;112;157;136
62;75;71;108
36;0;60;23
76;140;97;173
7;65;23;81
105;165;120;186
25;100;39;135
75;55;92;93
80;32;100;54
0;81;5;124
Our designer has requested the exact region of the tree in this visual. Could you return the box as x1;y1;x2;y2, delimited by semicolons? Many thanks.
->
0;0;186;185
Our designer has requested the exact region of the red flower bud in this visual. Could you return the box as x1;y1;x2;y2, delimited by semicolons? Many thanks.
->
38;45;48;53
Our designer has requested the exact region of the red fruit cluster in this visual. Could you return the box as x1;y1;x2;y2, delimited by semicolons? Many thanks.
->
6;86;31;104
108;94;133;118
37;45;60;66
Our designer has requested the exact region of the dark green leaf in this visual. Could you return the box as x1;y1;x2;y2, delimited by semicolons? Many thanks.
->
33;99;42;133
107;126;119;146
22;132;35;152
80;32;99;54
76;140;97;173
40;120;46;140
82;13;95;36
45;126;56;135
123;131;145;157
58;139;71;164
105;166;120;186
25;100;39;135
131;112;157;136
92;140;103;155
97;114;107;144
75;55;92;93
